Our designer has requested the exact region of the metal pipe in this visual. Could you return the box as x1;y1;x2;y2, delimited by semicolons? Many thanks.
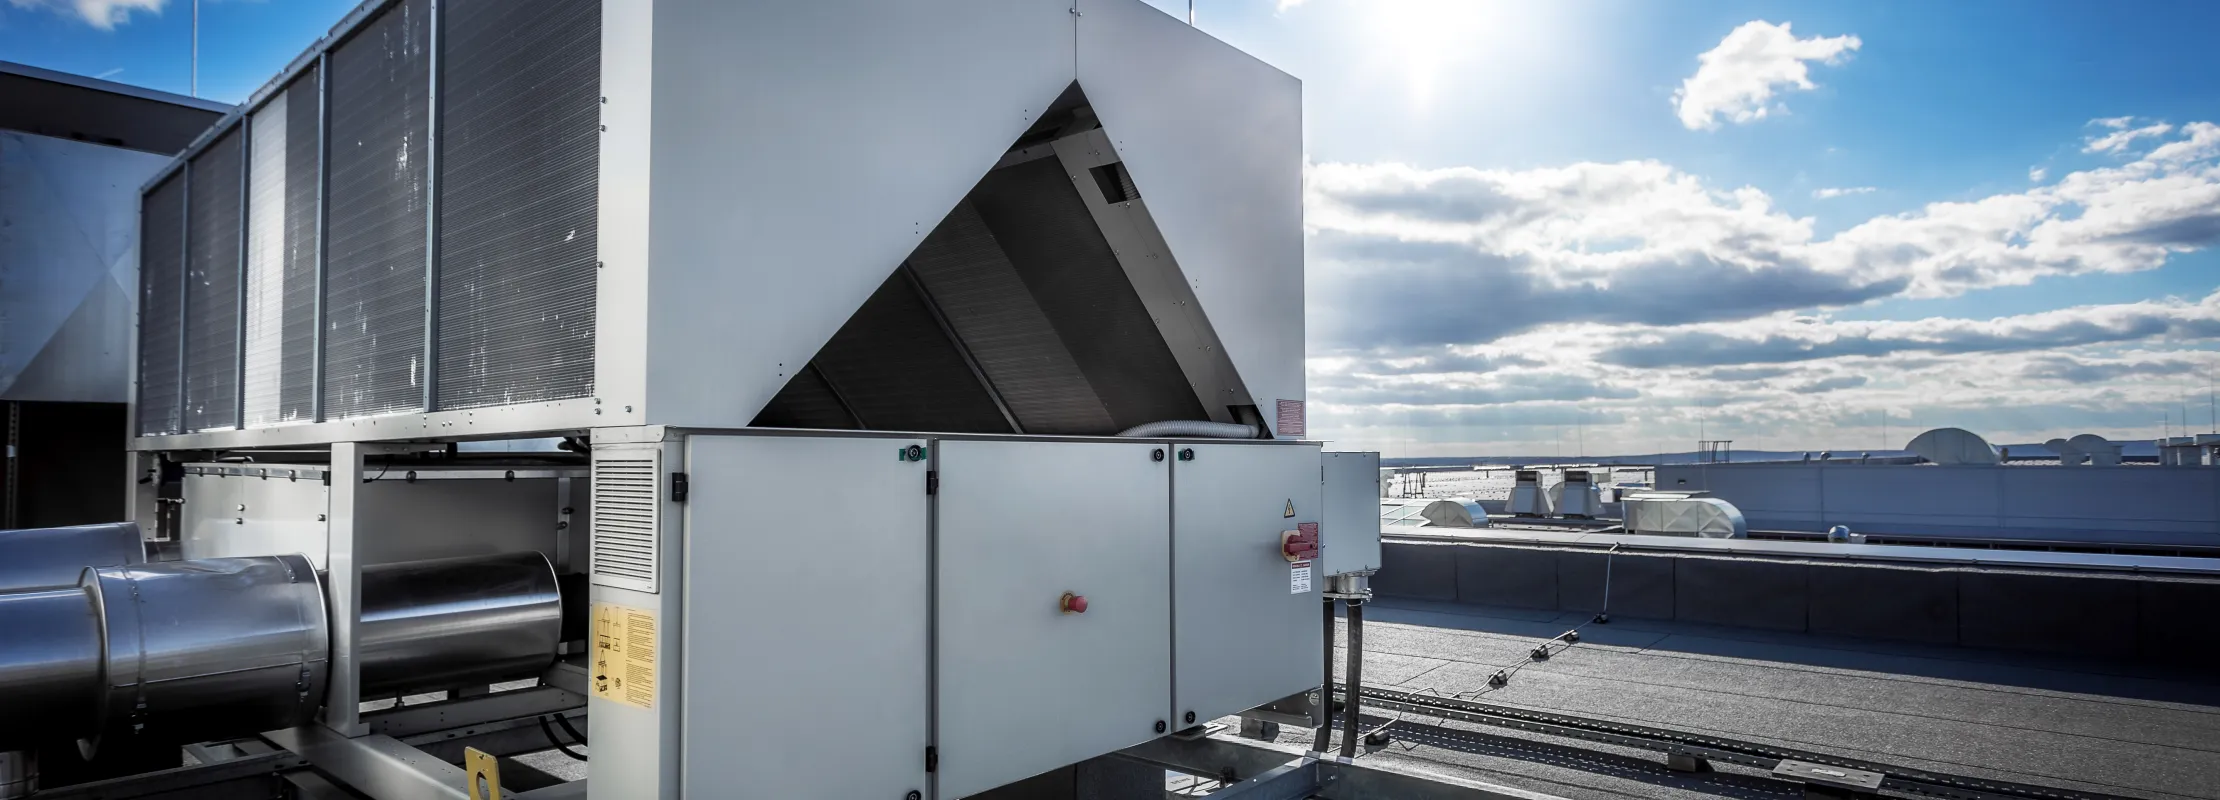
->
90;554;330;750
0;588;103;751
0;523;145;592
1114;420;1261;439
1339;600;1364;759
357;552;562;696
1313;598;1335;753
0;750;31;799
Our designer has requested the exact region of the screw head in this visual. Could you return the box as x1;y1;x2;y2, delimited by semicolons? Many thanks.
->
907;793;920;800
1154;720;1167;734
1151;448;1166;462
1184;711;1196;724
1178;448;1195;461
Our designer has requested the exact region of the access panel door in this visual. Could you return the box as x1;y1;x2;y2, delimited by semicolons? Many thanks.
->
935;439;1171;799
1173;443;1323;727
683;434;931;799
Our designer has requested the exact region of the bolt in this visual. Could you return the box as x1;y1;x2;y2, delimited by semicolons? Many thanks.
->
1184;711;1196;724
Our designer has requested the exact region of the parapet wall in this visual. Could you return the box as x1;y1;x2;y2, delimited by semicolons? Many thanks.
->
1375;538;2220;669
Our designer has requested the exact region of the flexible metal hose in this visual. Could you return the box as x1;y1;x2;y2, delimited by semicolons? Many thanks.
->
1313;598;1336;752
1114;420;1261;439
1340;600;1365;758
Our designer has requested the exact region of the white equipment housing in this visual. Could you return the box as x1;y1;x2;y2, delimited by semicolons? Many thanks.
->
1550;470;1604;518
121;1;1326;798
1623;491;1748;539
1508;470;1554;517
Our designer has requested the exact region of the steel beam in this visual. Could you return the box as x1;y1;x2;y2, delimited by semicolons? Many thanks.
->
27;751;306;799
1117;734;1563;800
364;685;586;739
262;727;468;800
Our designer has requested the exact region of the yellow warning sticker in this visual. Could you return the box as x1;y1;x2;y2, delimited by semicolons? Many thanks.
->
591;602;657;710
1284;499;1297;518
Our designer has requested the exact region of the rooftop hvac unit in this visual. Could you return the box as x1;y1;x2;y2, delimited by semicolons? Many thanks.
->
1507;470;1553;517
1623;491;1747;538
1550;470;1604;518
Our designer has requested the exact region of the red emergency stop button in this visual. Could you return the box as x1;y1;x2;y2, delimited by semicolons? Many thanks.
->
1060;592;1088;614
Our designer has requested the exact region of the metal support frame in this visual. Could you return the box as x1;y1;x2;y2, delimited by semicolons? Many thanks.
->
313;52;330;423
899;262;1023;434
175;163;192;433
234;113;252;430
262;727;469;800
1118;734;1560;800
324;441;363;735
422;0;444;414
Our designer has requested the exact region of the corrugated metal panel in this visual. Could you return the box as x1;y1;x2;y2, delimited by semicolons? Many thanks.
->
241;91;289;426
590;452;658;593
279;69;322;423
810;272;1011;434
434;0;599;409
906;199;1113;435
182;128;243;432
970;157;1205;430
137;175;186;436
322;0;430;420
243;73;324;428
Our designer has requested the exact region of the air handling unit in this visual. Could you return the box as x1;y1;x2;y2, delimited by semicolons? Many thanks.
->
93;1;1347;798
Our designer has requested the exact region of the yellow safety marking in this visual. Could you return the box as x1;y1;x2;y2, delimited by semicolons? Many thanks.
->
464;747;501;800
592;602;658;710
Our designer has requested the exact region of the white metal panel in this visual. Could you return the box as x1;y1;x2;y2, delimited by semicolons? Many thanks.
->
0;132;170;402
936;439;1171;799
641;0;1077;428
586;434;684;800
1171;442;1321;727
1077;0;1305;428
1321;451;1382;576
181;470;330;567
681;434;930;800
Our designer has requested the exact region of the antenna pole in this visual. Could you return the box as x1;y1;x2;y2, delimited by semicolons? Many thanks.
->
1189;0;1195;24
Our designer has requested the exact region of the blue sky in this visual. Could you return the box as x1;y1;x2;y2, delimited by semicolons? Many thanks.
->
10;0;2220;456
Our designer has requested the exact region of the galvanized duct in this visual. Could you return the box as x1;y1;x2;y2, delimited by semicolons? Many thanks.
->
322;0;431;420
136;175;186;436
182;128;243;432
435;0;600;410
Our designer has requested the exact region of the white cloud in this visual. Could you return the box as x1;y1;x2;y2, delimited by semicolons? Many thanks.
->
2029;166;2047;182
2083;118;2174;154
1276;0;1307;10
6;0;164;29
1811;186;1876;199
1303;122;2220;454
1307;120;2220;352
1673;20;1861;131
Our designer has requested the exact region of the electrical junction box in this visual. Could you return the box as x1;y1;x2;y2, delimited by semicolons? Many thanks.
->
1321;451;1383;577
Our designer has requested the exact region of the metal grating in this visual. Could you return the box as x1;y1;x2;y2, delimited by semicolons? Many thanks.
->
322;0;430;420
590;452;659;593
906;199;1114;435
137;175;186;436
435;0;599;409
970;157;1206;430
279;69;323;423
182;128;244;432
242;90;290;426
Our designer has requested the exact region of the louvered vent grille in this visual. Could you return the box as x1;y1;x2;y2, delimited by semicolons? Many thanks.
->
591;453;659;593
138;175;187;436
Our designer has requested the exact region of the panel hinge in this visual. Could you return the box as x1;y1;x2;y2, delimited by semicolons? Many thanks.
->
670;472;689;503
926;470;938;495
926;746;937;773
